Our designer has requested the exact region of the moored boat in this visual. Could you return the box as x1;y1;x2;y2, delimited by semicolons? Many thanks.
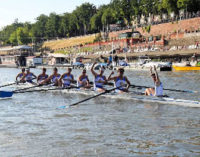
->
173;65;200;71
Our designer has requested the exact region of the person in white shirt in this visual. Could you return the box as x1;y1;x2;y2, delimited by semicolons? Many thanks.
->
145;66;163;96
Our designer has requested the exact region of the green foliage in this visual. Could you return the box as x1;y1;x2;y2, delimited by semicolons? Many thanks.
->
145;25;151;33
9;26;31;45
177;0;190;9
101;7;117;25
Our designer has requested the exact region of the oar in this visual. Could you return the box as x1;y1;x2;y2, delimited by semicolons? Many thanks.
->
0;82;18;88
129;85;198;94
0;85;80;98
0;78;37;89
58;86;119;109
100;81;198;94
15;86;79;94
0;84;42;98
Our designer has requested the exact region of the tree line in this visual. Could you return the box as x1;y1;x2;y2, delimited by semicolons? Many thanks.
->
0;0;199;46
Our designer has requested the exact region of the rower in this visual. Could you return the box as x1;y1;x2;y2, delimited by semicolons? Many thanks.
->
37;68;49;85
59;68;74;87
145;66;163;96
108;68;130;93
21;68;37;84
91;62;107;92
77;69;90;89
16;68;26;83
45;67;61;86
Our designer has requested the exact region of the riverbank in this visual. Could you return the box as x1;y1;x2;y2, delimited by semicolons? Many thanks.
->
83;48;200;61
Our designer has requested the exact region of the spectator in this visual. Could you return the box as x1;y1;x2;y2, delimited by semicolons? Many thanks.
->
100;55;108;63
108;55;112;65
196;41;199;49
114;55;119;66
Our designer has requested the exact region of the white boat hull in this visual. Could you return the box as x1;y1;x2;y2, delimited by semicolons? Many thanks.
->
13;83;200;108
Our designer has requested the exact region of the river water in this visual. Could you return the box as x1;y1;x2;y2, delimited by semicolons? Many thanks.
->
0;68;199;157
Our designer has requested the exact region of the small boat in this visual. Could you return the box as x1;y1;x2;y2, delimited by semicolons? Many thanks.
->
173;65;200;71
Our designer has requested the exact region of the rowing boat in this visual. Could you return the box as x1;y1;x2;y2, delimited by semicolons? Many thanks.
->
11;83;200;108
173;65;200;71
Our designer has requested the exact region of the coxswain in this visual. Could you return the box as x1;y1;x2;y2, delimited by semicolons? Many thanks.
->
37;68;49;85
145;66;163;96
21;68;37;84
45;67;61;86
108;68;130;93
59;68;74;87
91;62;107;92
77;69;90;89
16;68;26;83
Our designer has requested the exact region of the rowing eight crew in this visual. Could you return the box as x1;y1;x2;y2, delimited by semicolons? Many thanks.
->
16;63;163;96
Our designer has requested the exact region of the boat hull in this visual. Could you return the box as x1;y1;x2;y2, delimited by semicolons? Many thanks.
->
12;84;200;108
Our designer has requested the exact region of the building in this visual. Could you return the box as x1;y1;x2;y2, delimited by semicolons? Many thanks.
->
0;45;33;67
26;56;43;67
47;53;69;65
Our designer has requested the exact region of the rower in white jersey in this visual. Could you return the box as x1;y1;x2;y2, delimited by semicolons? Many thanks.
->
59;68;74;87
16;68;26;83
77;69;91;89
145;66;163;96
21;68;37;84
108;68;131;93
37;68;49;85
91;62;107;92
45;67;61;86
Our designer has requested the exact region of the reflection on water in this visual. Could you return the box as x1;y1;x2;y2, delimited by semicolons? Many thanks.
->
0;68;200;156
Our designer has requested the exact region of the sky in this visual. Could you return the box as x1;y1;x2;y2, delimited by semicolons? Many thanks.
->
0;0;110;30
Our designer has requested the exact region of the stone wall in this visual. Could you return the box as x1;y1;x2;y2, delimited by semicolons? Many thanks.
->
108;17;200;38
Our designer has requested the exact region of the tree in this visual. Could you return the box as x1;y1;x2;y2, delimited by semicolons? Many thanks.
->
9;31;18;45
45;13;60;39
177;0;190;9
9;27;31;45
90;5;107;32
68;13;79;36
0;19;23;44
73;3;97;35
161;0;178;14
31;14;48;42
58;13;71;37
101;7;117;26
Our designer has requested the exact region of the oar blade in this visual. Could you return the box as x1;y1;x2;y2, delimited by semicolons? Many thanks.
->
0;91;13;98
185;90;198;94
57;105;69;109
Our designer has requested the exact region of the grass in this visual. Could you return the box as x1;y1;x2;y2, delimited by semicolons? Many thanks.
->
42;34;96;51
